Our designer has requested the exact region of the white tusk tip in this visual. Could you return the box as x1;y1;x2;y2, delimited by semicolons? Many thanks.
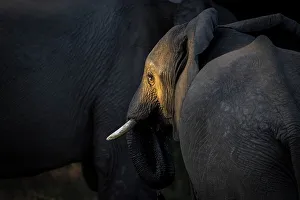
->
106;119;137;141
106;135;116;141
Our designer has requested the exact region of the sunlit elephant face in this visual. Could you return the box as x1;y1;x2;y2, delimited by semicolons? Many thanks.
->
107;8;218;190
127;24;188;123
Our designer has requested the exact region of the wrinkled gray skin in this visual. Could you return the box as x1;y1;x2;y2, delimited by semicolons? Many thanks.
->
0;0;181;199
125;7;300;200
0;0;236;199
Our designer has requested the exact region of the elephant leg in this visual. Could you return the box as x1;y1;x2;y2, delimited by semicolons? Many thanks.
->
92;110;127;199
161;140;192;200
190;181;197;200
92;98;158;200
157;191;165;200
81;149;98;192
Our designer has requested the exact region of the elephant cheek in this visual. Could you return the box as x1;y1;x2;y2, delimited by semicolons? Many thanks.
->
156;85;174;118
156;83;164;106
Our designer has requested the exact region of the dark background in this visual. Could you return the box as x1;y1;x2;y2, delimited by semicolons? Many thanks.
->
0;142;190;200
0;164;97;200
215;0;299;22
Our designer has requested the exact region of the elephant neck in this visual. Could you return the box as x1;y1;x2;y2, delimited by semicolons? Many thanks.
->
282;51;300;107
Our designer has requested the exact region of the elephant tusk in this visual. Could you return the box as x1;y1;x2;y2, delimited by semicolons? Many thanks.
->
106;119;137;141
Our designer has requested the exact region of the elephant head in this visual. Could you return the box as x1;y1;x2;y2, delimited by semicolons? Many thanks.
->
107;8;218;189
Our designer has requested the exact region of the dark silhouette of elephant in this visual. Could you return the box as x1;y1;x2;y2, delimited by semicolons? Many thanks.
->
0;0;238;199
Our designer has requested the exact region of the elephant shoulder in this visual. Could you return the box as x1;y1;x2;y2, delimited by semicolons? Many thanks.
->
181;36;283;121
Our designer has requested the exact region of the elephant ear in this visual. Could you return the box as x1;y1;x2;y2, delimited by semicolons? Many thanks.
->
173;8;218;140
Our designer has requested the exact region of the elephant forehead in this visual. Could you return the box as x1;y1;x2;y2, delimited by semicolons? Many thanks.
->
147;50;173;68
146;59;169;74
149;40;174;58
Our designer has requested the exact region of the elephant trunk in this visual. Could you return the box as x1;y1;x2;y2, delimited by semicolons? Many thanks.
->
127;86;175;189
126;112;174;189
107;85;175;189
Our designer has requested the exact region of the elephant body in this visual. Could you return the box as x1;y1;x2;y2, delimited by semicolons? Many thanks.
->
182;36;300;199
120;7;300;200
0;0;179;199
0;0;247;199
180;13;300;199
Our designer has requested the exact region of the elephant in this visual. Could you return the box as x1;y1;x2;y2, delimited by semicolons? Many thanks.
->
0;0;235;199
108;7;300;200
0;0;238;199
0;0;179;199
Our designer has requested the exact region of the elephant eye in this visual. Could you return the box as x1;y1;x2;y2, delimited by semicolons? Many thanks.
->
147;73;155;86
